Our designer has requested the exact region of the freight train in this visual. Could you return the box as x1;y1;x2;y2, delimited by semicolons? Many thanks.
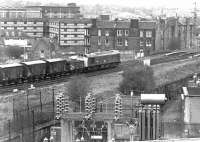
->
0;50;120;85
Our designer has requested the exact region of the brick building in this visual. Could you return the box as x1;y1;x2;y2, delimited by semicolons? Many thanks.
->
155;17;195;51
89;19;156;56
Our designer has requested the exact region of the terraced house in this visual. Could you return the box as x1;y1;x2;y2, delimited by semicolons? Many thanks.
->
89;19;156;56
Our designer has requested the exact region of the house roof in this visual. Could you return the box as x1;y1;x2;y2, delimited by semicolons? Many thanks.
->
96;20;130;29
32;38;51;51
95;20;156;29
139;21;156;29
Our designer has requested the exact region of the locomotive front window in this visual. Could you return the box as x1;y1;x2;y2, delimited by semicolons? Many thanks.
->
90;58;95;64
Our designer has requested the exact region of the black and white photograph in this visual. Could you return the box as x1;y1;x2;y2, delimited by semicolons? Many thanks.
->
0;0;200;141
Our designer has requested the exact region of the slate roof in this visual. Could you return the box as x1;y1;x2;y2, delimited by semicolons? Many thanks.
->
96;20;130;29
32;38;51;51
95;20;156;29
139;21;156;29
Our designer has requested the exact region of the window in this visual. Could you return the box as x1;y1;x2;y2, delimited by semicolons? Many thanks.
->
105;39;109;45
125;30;129;36
140;30;143;37
105;31;109;36
117;30;122;36
4;27;7;30
24;27;27;30
74;23;77;26
98;38;101;45
34;21;37;24
125;39;128;46
14;27;17;30
117;38;123;46
87;38;90;44
34;32;37;35
34;27;37;29
140;40;144;47
4;22;7;24
14;21;17;24
24;21;27;24
146;39;152;47
98;29;101;36
146;31;152;38
11;31;15;36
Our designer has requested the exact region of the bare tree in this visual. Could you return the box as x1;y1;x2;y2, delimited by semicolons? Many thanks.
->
119;61;155;95
67;75;91;111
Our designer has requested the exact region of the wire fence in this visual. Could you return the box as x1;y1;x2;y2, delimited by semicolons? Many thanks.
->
3;101;55;142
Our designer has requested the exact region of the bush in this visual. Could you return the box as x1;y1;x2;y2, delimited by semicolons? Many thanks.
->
119;61;155;95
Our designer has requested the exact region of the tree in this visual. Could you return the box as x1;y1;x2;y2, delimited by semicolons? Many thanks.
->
4;46;24;59
67;75;91;111
119;61;155;95
167;38;181;51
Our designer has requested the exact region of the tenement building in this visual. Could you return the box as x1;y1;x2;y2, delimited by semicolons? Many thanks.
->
89;19;156;56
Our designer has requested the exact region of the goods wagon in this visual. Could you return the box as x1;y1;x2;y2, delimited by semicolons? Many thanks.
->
22;60;47;81
86;50;120;69
0;63;24;85
68;59;84;73
44;58;70;77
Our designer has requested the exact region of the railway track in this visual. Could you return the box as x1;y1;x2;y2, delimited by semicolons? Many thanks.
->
0;50;199;94
0;66;121;94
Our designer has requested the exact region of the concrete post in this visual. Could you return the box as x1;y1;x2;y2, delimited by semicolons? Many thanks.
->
107;121;113;142
61;119;73;142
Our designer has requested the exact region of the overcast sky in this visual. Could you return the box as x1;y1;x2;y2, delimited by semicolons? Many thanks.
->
0;0;198;9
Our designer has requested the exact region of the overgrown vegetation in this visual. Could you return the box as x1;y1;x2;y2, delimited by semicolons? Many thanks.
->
119;61;155;95
67;75;91;110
